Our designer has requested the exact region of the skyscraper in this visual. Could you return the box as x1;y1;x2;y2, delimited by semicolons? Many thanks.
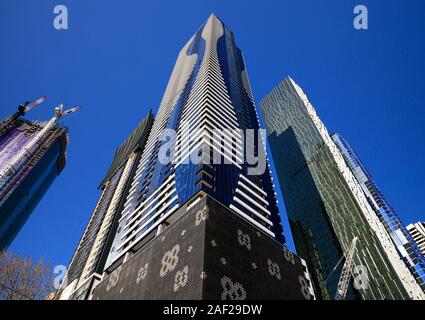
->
61;14;315;300
259;77;424;300
104;13;283;271
332;133;425;292
58;111;154;300
0;101;70;250
406;223;425;256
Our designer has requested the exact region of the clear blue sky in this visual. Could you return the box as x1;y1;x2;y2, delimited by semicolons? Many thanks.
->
1;0;424;269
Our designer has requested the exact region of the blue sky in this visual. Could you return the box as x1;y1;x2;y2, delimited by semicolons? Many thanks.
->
1;0;424;269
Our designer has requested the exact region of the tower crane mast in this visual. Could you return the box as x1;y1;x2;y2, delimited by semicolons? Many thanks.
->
334;237;359;300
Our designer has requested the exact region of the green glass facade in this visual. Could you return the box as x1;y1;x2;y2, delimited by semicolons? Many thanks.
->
260;77;418;300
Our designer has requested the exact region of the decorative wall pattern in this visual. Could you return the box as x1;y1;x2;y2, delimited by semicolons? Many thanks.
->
92;194;314;300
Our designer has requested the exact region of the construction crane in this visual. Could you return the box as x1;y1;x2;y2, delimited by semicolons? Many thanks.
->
334;237;359;300
17;96;48;118
0;96;48;137
0;102;80;180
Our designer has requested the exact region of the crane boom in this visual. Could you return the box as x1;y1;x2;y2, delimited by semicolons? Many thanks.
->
22;96;48;114
334;237;358;300
0;96;48;137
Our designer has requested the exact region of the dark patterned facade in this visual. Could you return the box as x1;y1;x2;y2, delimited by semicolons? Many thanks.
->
92;194;314;300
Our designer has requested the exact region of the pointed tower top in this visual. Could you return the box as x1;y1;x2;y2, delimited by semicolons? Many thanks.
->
207;12;222;24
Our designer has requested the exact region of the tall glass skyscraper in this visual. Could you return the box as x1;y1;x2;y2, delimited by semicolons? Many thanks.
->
259;77;424;300
332;133;425;293
0;106;68;250
60;14;315;300
104;13;283;270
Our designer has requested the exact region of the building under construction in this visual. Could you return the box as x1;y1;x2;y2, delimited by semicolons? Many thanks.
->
0;97;78;250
